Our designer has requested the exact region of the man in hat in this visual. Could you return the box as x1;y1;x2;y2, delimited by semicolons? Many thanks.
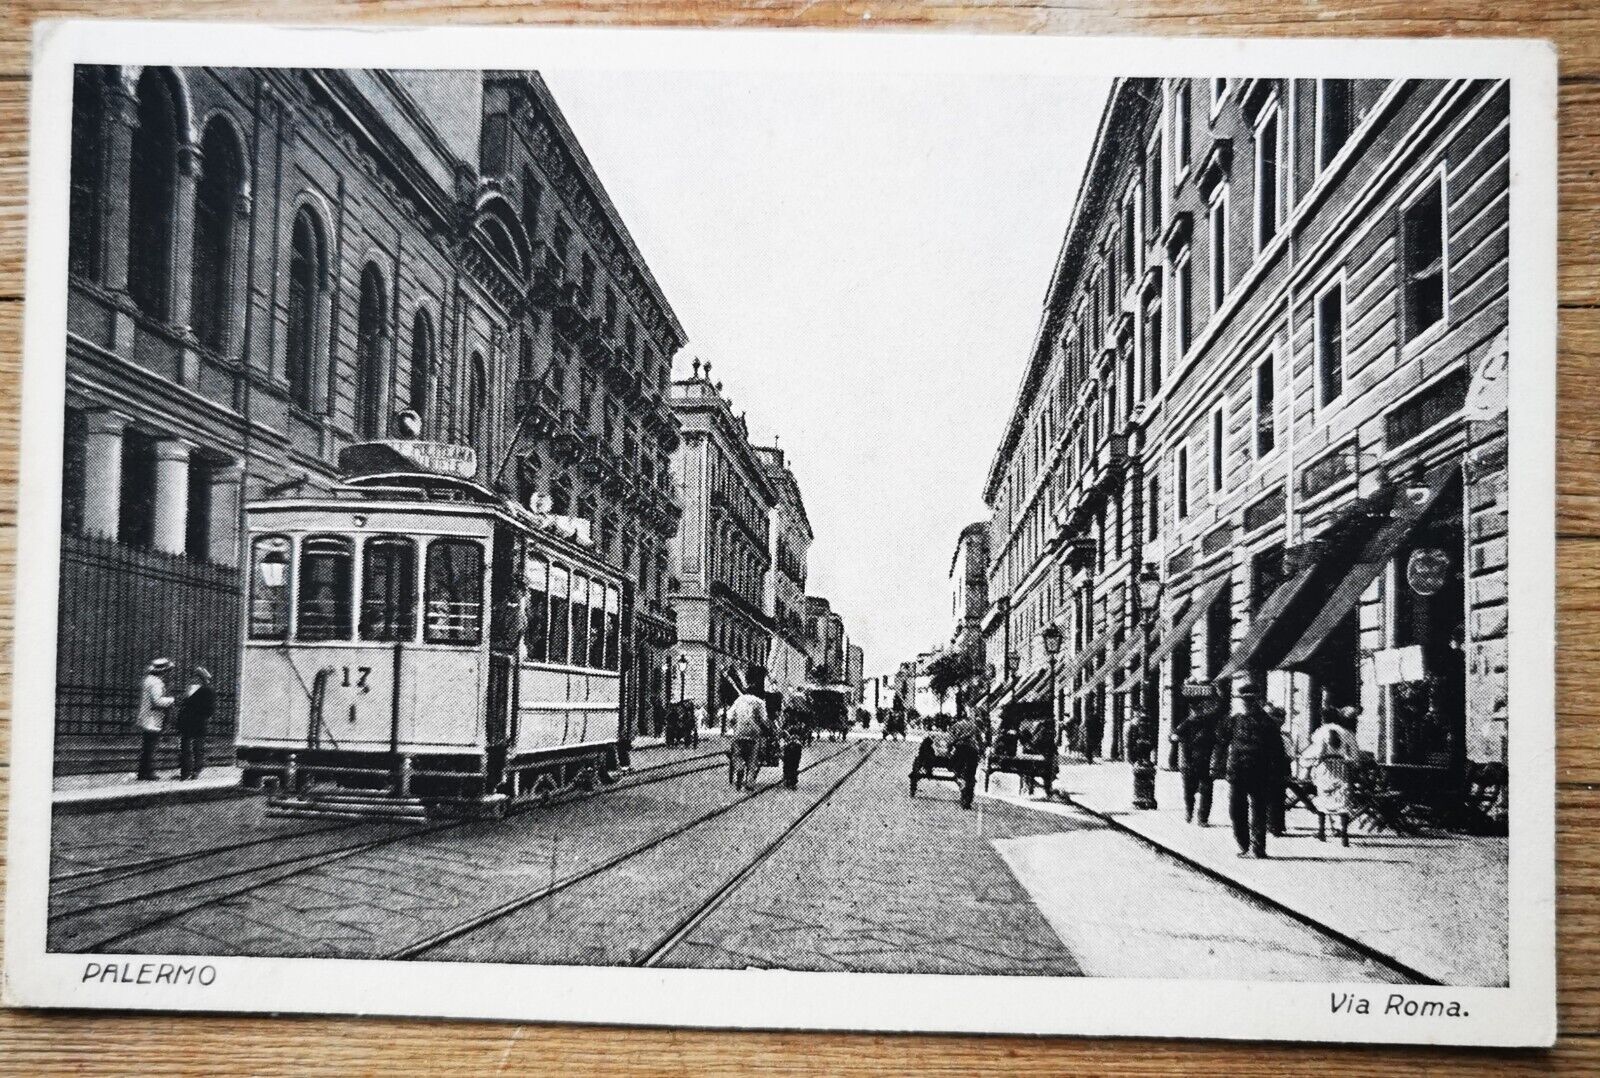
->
175;666;216;781
135;658;176;781
1222;675;1286;858
728;665;773;790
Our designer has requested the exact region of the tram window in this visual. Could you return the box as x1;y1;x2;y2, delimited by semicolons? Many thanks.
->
361;537;416;642
548;565;569;664
604;584;620;671
589;581;606;668
570;573;590;668
525;555;549;662
249;535;292;640
298;535;354;641
424;538;484;646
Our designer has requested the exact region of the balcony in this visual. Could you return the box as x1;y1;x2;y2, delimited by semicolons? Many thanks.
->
552;281;594;340
581;329;618;369
514;377;562;436
529;244;564;307
552;409;584;463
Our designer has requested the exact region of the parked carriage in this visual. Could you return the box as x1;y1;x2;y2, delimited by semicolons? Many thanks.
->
236;440;627;818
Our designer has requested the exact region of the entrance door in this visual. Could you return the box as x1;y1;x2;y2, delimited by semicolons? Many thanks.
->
1390;484;1466;767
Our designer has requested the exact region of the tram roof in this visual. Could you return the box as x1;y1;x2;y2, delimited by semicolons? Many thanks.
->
246;471;620;580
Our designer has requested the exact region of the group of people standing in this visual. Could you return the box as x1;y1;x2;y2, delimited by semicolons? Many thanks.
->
727;667;810;791
1166;676;1364;858
135;657;215;782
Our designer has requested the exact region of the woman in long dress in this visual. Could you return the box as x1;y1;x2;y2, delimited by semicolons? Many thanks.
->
1298;705;1363;845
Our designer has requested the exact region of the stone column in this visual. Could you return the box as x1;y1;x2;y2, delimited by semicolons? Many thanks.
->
225;189;253;362
152;438;192;555
172;141;204;386
101;78;141;352
208;461;244;568
82;411;127;540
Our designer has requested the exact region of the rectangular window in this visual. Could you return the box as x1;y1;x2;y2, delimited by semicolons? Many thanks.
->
1317;280;1345;407
1146;302;1164;396
1255;108;1281;251
1210;407;1225;492
525;555;549;662
547;566;572;658
1123;347;1136;415
1122;196;1137;284
1318;79;1354;170
1147;134;1164;236
570;572;590;668
185;456;213;561
1211;77;1229;115
1254;352;1276;457
1176;446;1190;519
298;535;354;642
1402;175;1446;342
1174;83;1192;174
118;429;157;550
589;579;606;668
1174;251;1193;355
249;535;293;640
1147;475;1161;541
360;536;416;642
424;538;484;646
1208;190;1228;309
604;584;621;670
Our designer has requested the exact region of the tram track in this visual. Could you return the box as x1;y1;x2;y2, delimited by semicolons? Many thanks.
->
388;741;871;961
53;748;738;954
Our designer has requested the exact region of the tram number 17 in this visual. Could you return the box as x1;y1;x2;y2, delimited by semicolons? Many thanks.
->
340;666;373;694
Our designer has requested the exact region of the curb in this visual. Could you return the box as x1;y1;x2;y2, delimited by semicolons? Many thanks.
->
53;783;257;816
1015;785;1444;987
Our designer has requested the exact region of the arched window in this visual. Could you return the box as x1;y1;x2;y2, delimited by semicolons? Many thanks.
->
466;351;487;457
128;69;179;319
408;309;434;430
190;118;241;352
286;207;325;412
69;68;107;279
354;264;388;439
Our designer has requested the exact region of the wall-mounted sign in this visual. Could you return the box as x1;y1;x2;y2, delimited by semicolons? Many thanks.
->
1407;547;1452;596
339;440;478;480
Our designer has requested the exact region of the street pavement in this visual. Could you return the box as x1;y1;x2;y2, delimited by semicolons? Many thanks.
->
48;738;1415;983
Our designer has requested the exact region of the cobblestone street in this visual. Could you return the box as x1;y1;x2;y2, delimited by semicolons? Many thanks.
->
51;738;1408;982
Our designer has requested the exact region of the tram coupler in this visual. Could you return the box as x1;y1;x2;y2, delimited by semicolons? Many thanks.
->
396;755;413;797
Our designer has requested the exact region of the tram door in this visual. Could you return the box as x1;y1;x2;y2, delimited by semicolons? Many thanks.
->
485;526;519;782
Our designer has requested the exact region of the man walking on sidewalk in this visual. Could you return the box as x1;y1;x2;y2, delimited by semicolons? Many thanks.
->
1223;677;1285;858
1171;702;1220;826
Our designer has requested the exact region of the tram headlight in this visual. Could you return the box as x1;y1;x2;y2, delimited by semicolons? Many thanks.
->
259;548;288;589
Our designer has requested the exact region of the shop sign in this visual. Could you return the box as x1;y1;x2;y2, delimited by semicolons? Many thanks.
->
1407;547;1451;596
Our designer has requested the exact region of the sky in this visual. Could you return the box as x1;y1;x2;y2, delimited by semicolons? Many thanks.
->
542;68;1111;675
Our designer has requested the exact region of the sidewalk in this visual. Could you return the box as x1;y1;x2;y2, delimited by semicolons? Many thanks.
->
982;760;1508;986
53;767;248;815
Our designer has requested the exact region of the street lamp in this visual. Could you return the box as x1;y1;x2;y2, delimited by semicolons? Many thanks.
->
676;653;688;704
1041;622;1063;737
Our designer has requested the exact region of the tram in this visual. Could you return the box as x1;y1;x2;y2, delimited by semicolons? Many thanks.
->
236;439;626;816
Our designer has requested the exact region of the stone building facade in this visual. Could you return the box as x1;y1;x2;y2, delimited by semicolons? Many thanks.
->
59;66;683;772
949;520;990;657
668;362;776;722
755;443;813;702
982;76;1510;777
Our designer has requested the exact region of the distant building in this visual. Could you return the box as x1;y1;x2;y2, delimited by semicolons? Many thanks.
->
755;444;813;702
846;642;865;704
804;595;846;687
949;520;990;662
669;360;775;722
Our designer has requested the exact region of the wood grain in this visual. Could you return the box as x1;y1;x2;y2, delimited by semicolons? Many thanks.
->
0;3;1591;1073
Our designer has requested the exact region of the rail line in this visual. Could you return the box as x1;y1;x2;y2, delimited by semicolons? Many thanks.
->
636;742;878;967
52;748;729;897
389;741;870;961
54;751;735;953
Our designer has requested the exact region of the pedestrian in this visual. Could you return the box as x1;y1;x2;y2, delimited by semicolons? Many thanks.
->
175;666;216;780
1170;700;1220;826
727;667;773;790
1268;702;1292;836
780;700;807;789
946;710;985;809
1300;705;1363;845
135;658;175;781
1222;676;1286;858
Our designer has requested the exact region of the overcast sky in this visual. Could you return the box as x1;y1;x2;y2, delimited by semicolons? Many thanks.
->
543;69;1111;675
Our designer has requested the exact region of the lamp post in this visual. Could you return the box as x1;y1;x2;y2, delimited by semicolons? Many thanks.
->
676;653;688;704
1133;563;1164;810
1041;623;1063;734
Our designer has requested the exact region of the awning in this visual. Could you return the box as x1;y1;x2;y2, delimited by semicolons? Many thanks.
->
1059;628;1111;685
1082;629;1145;695
1115;573;1229;693
1012;666;1049;703
1281;462;1461;669
1216;487;1398;680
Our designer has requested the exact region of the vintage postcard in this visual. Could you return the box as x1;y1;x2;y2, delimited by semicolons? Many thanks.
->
3;21;1557;1046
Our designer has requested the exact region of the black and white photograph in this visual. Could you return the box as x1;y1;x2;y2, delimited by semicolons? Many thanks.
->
3;22;1557;1046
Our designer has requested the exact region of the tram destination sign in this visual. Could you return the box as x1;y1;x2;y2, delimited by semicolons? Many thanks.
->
339;440;479;481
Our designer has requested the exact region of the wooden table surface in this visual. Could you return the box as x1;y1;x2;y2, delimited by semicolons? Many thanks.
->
0;2;1593;1072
